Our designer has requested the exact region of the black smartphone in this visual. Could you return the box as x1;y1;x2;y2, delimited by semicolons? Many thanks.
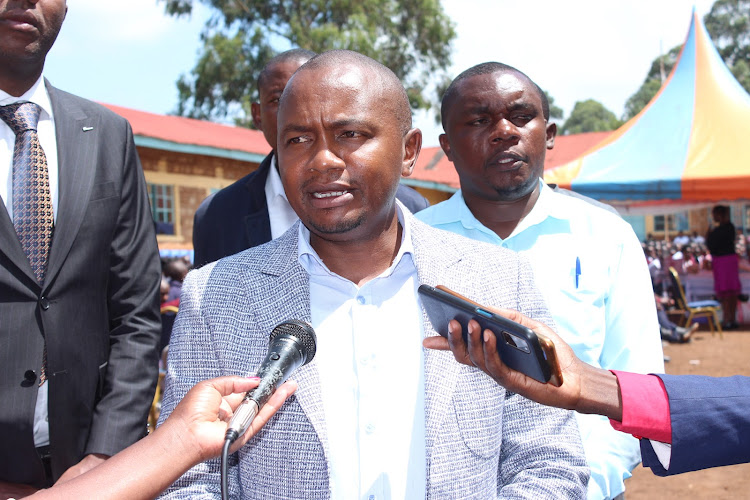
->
418;284;562;386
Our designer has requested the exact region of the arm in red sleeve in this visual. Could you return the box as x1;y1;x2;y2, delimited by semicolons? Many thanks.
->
608;370;672;444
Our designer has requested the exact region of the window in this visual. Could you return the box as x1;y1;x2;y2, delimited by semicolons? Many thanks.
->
148;183;175;235
654;211;689;233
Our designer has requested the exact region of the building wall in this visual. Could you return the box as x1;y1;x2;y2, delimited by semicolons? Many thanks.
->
138;146;260;249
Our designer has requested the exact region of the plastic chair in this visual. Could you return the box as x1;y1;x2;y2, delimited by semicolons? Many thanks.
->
668;267;723;338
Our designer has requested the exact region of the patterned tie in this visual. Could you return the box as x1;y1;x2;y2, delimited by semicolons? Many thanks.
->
0;102;53;284
0;102;54;385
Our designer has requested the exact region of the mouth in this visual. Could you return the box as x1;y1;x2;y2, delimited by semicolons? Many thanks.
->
489;152;526;171
0;11;40;32
308;188;354;208
312;190;347;199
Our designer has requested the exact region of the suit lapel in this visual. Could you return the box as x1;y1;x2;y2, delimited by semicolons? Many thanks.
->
44;83;99;287
243;153;273;247
409;215;465;463
242;227;331;462
0;199;37;285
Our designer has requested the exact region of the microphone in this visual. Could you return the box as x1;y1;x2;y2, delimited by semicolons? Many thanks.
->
225;320;317;443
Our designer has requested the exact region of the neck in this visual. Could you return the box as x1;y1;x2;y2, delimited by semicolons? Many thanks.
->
463;183;541;240
0;61;43;97
310;212;402;287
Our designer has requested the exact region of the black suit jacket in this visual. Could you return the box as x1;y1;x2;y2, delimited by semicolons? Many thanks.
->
193;152;430;267
0;83;162;485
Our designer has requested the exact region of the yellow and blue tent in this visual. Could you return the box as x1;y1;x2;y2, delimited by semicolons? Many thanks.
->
545;10;750;212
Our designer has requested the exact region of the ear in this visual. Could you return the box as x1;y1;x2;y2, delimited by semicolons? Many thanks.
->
401;128;422;177
438;133;453;161
251;102;262;130
546;122;557;150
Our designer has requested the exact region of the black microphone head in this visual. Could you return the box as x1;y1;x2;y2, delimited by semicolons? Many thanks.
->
269;320;317;365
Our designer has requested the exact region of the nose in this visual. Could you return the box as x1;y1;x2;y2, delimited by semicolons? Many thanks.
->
309;141;346;175
491;118;520;142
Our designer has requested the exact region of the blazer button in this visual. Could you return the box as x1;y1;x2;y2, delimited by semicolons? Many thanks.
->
39;296;50;310
24;370;37;383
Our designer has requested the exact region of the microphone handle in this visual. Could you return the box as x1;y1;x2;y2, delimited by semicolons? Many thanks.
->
227;398;260;438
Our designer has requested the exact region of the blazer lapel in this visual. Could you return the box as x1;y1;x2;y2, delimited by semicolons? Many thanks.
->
44;83;99;287
243;153;273;247
409;214;465;463
0;200;37;286
243;227;331;462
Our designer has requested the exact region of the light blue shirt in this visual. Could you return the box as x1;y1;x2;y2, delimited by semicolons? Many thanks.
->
417;180;664;500
298;203;426;500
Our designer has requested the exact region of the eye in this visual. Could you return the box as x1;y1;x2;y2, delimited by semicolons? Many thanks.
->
469;117;489;126
287;135;311;145
510;114;534;125
340;130;362;139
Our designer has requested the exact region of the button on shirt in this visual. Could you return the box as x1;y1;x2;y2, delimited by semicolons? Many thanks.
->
417;180;664;499
298;202;426;500
0;75;58;449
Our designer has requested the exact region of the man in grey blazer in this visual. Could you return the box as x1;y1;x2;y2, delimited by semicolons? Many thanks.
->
160;50;587;498
0;0;161;494
192;49;430;268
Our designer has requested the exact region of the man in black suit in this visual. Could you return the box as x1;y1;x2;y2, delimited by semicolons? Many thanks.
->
0;0;161;495
193;49;430;267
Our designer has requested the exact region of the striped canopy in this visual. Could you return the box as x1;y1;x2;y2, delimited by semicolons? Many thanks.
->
545;11;750;212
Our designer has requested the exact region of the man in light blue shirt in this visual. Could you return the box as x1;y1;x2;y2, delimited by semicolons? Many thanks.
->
417;62;664;500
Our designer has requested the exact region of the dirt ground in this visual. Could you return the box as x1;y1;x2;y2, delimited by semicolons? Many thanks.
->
624;326;750;500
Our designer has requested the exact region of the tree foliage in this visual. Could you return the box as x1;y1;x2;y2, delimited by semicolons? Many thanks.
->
544;90;564;120
160;0;456;126
624;0;750;120
705;0;750;68
561;99;621;135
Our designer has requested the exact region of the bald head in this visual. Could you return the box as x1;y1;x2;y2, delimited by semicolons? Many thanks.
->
282;50;413;136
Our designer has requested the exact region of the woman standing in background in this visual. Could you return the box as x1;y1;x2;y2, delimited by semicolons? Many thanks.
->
706;205;741;329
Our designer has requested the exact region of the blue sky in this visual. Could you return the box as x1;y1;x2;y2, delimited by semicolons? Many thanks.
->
46;0;714;146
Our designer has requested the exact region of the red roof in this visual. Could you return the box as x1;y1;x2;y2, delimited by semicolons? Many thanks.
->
410;131;613;189
544;131;612;170
102;103;270;155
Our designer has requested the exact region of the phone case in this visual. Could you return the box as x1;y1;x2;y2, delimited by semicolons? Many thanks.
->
419;284;557;384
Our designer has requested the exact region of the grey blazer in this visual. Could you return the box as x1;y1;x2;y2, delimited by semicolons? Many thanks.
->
159;211;588;499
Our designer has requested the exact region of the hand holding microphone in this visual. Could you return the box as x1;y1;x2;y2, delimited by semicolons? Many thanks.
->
225;320;317;444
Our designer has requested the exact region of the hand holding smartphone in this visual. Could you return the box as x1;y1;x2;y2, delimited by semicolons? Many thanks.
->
419;284;563;386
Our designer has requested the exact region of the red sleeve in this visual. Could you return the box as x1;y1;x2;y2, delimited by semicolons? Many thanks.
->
608;370;672;444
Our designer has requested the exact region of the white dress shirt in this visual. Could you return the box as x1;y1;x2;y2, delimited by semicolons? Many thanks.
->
0;75;58;449
297;202;426;500
264;153;299;239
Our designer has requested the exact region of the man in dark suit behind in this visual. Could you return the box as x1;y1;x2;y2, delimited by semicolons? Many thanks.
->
193;49;430;267
0;1;161;496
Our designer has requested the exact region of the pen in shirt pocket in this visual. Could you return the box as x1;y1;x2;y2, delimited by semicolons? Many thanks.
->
575;256;581;289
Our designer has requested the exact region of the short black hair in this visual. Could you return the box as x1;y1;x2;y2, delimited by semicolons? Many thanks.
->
441;62;550;129
257;48;317;91
292;50;412;135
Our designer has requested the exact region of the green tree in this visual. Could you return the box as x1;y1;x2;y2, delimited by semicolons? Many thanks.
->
160;0;456;126
704;0;750;70
544;90;564;120
561;99;621;135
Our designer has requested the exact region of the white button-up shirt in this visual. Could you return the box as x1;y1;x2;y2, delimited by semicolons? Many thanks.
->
298;203;426;500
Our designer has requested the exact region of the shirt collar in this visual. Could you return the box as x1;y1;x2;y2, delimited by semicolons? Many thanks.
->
297;200;414;280
266;153;289;203
432;178;573;239
0;74;54;122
